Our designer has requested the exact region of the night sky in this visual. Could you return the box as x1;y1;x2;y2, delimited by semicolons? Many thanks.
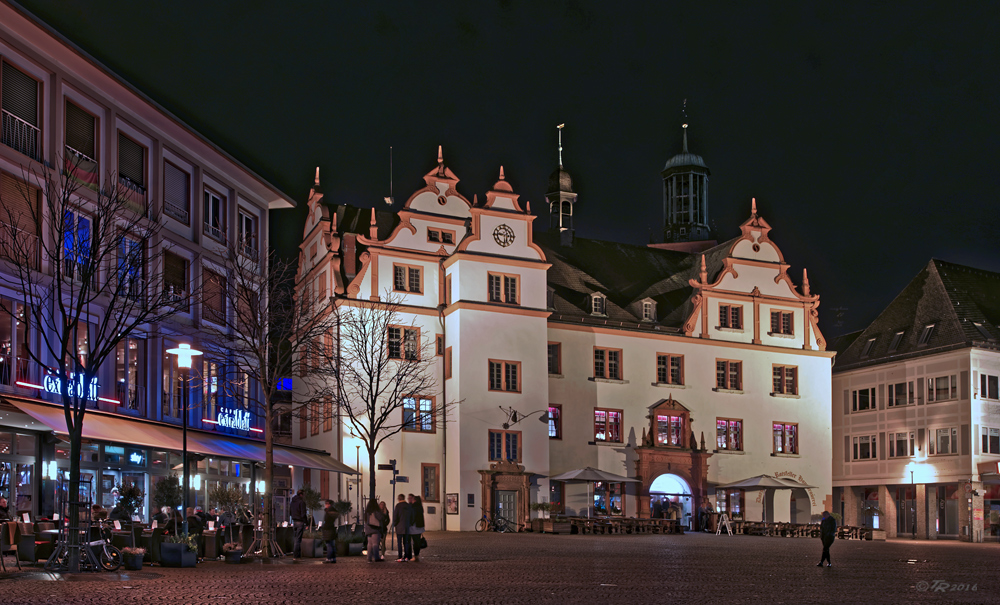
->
19;1;1000;337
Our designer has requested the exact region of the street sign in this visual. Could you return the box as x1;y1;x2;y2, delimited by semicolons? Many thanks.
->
377;464;395;470
395;476;409;483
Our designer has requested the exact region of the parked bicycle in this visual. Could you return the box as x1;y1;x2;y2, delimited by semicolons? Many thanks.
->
47;519;123;572
475;509;513;533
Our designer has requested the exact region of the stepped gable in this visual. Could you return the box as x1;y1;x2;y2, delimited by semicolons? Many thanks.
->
535;231;736;329
835;259;1000;370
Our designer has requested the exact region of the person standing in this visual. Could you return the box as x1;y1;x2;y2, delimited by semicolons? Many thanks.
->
321;500;340;563
364;500;386;562
0;496;10;521
698;501;711;532
392;494;412;562
408;494;425;562
818;511;837;567
290;489;308;559
378;500;390;553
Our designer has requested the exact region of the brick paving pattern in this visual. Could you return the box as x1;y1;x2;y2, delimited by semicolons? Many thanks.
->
0;532;996;604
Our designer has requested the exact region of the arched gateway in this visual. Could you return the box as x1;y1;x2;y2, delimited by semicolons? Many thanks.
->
634;396;712;522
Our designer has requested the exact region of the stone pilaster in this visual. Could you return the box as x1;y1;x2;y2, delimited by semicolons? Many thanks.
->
878;484;896;538
915;484;928;539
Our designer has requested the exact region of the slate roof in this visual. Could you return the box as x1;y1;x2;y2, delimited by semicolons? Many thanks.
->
833;259;1000;372
534;231;737;331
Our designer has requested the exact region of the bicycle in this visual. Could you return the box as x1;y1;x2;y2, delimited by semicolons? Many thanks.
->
47;520;122;572
475;510;512;533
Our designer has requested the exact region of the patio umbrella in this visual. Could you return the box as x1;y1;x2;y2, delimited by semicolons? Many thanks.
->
716;475;800;522
549;467;641;518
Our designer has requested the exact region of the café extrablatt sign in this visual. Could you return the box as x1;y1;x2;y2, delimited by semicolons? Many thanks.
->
217;407;251;431
43;373;98;401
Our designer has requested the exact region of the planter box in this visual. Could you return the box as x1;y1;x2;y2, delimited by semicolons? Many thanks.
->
315;540;328;559
869;530;887;541
224;550;244;564
123;554;144;571
530;519;543;533
348;542;364;556
160;542;197;568
336;541;349;557
542;520;572;534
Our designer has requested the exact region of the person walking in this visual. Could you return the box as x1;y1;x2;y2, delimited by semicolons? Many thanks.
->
321;500;340;563
378;500;390;554
290;489;308;559
364;500;386;562
818;511;837;567
698;501;711;532
392;494;412;562
408;494;425;562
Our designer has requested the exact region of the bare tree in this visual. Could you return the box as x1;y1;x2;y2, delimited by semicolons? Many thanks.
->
314;292;455;505
198;238;333;557
0;156;187;571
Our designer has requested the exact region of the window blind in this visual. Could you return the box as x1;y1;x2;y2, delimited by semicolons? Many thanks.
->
65;101;95;158
2;61;38;126
117;133;144;186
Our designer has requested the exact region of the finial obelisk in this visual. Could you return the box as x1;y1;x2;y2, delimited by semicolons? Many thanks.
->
557;123;565;168
681;99;689;153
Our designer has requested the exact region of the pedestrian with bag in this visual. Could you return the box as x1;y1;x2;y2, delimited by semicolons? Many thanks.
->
817;510;837;567
392;494;412;562
290;489;308;559
321;500;339;563
408;494;426;561
364;500;386;562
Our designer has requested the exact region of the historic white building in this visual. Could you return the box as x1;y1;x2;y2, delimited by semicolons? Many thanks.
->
295;131;834;531
831;259;1000;541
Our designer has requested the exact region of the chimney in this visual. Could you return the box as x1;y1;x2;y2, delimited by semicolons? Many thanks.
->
559;228;574;247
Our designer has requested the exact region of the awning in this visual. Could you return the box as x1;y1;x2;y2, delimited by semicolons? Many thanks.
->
8;398;357;474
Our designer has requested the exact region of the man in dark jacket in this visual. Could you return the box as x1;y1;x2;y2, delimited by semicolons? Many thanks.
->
818;510;837;567
321;500;340;563
290;489;308;559
392;494;412;562
0;496;10;521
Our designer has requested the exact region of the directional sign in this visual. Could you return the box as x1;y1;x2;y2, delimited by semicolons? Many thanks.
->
395;476;409;483
377;464;395;470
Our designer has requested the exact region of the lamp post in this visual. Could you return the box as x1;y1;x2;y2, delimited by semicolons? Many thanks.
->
167;343;202;536
911;469;916;539
355;444;361;523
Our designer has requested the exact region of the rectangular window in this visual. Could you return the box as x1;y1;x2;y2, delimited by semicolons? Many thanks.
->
591;295;606;315
888;431;915;458
323;397;333;432
117;236;143;301
203;188;226;241
445;274;452;305
487;272;519;305
488;359;520;392
656;414;684;446
421;463;440;502
887;381;915;407
2;61;41;160
930;427;958;455
392;264;422;293
488;429;521;462
981;426;1000;455
548;404;562;439
981;374;1000;400
403;396;434;433
642;301;655;321
716;418;743;451
299;402;308;439
594;408;622;443
427;229;440;242
387;325;420;360
203;359;222;420
715;360;742;390
202;268;226;324
773;422;798;454
163;161;190;223
917;324;935;346
719;304;742;329
444;346;452;379
927;375;957;402
861;337;876;357
238;209;257;258
164;250;188;309
770;310;793;335
594;347;622;380
0;299;33;387
550;481;565;514
656;353;684;385
547;342;561;375
310;401;320;436
117;132;146;202
772;365;798;395
427;229;455;245
852;434;877;460
62;210;92;282
114;337;145;412
64;100;98;189
852;387;876;412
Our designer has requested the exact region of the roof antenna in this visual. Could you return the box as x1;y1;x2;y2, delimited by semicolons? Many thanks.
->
384;146;393;205
681;99;689;153
557;123;565;168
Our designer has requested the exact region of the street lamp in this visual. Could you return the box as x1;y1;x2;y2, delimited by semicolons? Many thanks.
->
167;343;202;535
911;469;916;539
356;444;361;523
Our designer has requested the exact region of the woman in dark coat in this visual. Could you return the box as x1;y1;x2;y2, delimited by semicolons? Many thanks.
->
364;500;386;562
408;495;426;562
321;500;339;563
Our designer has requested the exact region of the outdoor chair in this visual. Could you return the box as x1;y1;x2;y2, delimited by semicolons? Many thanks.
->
1;521;22;571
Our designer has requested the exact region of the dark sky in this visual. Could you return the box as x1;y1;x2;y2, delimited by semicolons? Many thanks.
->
20;0;1000;337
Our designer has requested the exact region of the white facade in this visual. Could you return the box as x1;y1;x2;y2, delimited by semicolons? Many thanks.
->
295;152;834;531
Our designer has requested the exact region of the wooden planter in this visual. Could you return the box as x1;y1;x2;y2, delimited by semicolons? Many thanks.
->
542;519;571;534
160;542;197;568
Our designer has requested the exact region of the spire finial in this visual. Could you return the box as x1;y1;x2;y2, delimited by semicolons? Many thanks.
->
437;145;443;164
699;254;707;284
499;165;505;181
314;167;320;187
369;207;378;239
557;123;565;168
681;99;689;153
802;268;811;296
751;197;757;216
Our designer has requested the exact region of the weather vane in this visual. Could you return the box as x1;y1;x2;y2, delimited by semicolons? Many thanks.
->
557;123;565;167
682;98;688;129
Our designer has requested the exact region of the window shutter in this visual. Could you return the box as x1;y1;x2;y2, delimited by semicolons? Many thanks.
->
878;432;886;460
2;61;38;126
164;163;189;206
65;101;96;158
0;172;39;233
843;390;849;415
117;133;144;186
961;371;969;400
961;424;970;456
844;435;850;463
878;384;885;410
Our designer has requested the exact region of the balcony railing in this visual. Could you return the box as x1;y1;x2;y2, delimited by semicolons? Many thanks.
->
118;175;147;216
203;221;224;241
0;357;32;387
165;285;187;306
115;381;145;413
164;200;189;223
2;109;41;162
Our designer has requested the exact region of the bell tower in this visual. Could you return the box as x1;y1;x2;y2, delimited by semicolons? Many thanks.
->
659;118;714;253
546;124;577;241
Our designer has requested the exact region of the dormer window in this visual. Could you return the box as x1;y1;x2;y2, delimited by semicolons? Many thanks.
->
860;337;876;358
427;228;456;245
917;324;935;347
546;287;555;310
641;300;656;322
888;331;904;353
591;293;607;316
973;322;995;341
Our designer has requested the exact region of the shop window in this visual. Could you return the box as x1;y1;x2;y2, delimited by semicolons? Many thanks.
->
550;481;565;514
593;481;623;516
161;345;185;420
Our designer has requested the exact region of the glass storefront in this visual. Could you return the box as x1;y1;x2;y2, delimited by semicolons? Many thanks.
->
0;429;36;517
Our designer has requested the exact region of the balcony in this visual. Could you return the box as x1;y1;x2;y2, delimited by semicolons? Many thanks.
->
118;174;147;216
64;145;99;191
164;200;189;223
115;381;145;414
203;221;224;242
0;357;32;388
2;109;41;162
164;285;187;308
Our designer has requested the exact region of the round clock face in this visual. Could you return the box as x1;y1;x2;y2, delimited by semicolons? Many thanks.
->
493;224;515;248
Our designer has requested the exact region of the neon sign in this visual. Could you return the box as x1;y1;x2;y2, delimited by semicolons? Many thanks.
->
42;373;98;401
217;407;251;431
129;451;144;465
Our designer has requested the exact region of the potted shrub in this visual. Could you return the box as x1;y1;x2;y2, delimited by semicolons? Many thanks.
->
333;499;353;522
530;502;551;532
161;533;198;568
209;483;247;543
121;546;145;571
222;541;244;564
301;528;323;558
348;533;365;556
301;485;322;528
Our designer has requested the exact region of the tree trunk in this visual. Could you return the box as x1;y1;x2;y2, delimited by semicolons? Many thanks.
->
263;394;273;558
68;426;82;573
368;447;377;508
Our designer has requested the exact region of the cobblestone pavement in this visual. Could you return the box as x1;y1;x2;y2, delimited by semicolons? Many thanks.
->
0;532;996;604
